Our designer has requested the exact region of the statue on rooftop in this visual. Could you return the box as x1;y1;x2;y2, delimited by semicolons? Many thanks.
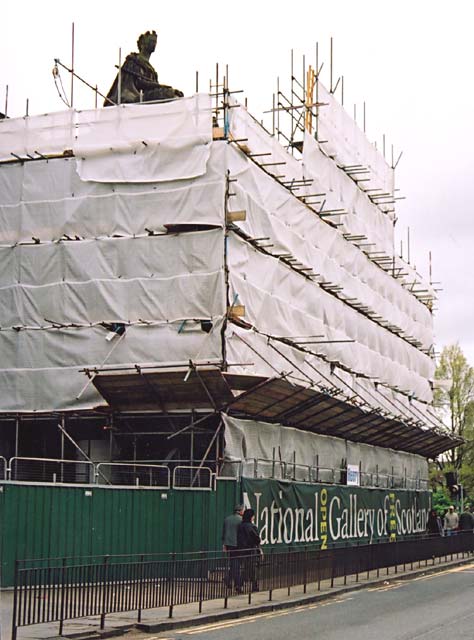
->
104;30;183;106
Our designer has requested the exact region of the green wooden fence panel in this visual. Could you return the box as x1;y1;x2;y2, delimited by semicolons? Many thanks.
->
0;479;240;587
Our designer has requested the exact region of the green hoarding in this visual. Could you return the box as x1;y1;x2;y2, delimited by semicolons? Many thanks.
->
242;478;431;548
0;479;240;587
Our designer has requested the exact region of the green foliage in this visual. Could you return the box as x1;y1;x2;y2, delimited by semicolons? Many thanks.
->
435;344;474;470
430;487;451;516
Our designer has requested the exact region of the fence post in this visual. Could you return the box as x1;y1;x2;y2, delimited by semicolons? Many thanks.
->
366;543;371;580
223;547;229;610
100;555;109;630
59;557;67;636
355;543;359;583
268;548;274;602
248;552;252;606
317;548;321;591
343;544;347;585
330;547;335;588
303;546;308;594
137;554;144;623
169;553;176;619
287;547;292;596
11;560;20;640
198;551;205;614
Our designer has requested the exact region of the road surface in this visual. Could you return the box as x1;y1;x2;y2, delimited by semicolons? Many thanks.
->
137;562;474;640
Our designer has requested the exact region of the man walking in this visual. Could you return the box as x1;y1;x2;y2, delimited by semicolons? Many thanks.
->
458;507;474;531
444;505;459;536
222;504;244;591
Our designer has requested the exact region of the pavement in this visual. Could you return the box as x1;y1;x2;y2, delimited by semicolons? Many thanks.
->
2;552;473;640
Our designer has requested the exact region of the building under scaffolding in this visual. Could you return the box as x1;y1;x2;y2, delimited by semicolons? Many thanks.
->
0;55;461;566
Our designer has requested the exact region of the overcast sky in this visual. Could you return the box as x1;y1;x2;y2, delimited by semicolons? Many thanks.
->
1;0;473;367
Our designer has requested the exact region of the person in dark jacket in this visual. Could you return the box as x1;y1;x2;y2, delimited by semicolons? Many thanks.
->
222;504;244;590
427;509;442;535
458;508;474;531
237;508;262;591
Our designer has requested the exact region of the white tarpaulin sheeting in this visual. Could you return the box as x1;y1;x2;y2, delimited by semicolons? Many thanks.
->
227;232;434;401
0;152;226;244
224;142;432;351
302;132;395;256
230;102;395;258
317;82;394;198
0;110;75;161
223;415;428;479
0;321;224;412
0;102;224;412
75;94;212;182
225;324;437;427
0;230;225;327
0;97;436;419
0;95;212;183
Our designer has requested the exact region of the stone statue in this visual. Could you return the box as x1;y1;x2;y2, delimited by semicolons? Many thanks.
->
104;30;183;106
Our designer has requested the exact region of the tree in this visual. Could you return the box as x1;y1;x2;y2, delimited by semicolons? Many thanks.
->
430;486;451;516
434;344;474;493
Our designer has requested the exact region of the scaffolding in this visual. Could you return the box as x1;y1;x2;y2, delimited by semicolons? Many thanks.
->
0;42;459;478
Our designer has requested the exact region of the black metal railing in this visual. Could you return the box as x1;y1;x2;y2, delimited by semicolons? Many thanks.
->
12;532;474;640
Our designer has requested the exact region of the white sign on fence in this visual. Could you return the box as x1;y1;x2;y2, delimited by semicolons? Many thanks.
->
347;464;360;486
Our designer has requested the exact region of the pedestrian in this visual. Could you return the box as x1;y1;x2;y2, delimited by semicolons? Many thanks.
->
222;504;244;591
443;505;459;536
427;509;442;536
237;508;262;592
458;507;474;532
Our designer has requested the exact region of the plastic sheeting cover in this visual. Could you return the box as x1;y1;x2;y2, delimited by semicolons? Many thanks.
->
227;232;434;401
0;95;213;183
317;82;394;198
0;152;226;245
302;132;395;256
224;141;432;351
0;322;224;412
223;415;428;478
75;95;212;182
225;324;437;425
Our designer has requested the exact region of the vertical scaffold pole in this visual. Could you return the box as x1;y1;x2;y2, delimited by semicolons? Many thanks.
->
118;48;122;105
70;23;75;108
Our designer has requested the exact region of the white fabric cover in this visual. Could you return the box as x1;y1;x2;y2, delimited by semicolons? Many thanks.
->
223;415;428;479
0;230;225;327
0;97;436;419
0;95;212;183
0;110;75;161
0;142;228;245
225;145;432;351
302;132;395;256
75;95;212;182
225;324;437;426
227;232;433;401
317;83;394;198
228;104;434;349
0;322;224;412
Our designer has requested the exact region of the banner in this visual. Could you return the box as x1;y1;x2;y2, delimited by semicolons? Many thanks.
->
242;478;431;548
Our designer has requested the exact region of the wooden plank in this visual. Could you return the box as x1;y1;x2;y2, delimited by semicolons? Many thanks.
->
212;126;225;140
226;210;246;223
228;304;245;320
